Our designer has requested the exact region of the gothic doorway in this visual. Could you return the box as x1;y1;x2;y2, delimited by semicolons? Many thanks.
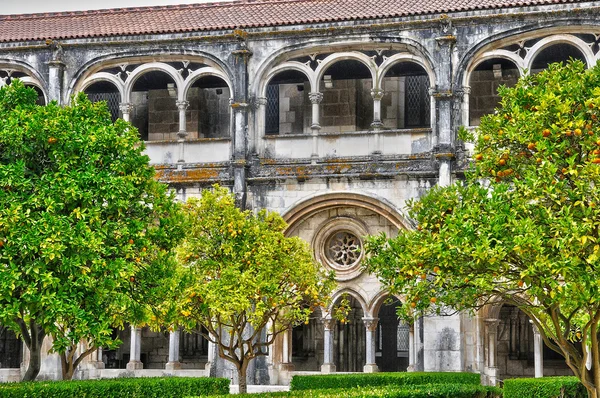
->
333;296;365;372
376;298;409;372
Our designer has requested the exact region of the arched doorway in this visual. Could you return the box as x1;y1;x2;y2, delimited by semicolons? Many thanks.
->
333;295;365;372
376;298;410;372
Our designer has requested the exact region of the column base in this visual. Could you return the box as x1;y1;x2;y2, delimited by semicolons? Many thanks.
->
485;366;498;386
320;364;336;374
363;364;379;373
406;365;416;372
126;361;143;371
165;361;181;371
95;361;105;369
278;363;295;372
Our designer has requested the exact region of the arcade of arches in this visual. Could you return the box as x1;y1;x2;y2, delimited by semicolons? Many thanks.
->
0;0;597;385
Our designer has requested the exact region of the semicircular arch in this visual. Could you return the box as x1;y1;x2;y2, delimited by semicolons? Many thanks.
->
283;191;412;233
314;52;376;87
328;287;369;317
378;54;436;90
183;67;234;100
79;72;126;101
258;62;315;99
524;34;595;70
123;62;185;102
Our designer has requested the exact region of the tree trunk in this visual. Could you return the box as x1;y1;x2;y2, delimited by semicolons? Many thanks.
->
21;322;46;381
238;360;249;394
61;352;75;381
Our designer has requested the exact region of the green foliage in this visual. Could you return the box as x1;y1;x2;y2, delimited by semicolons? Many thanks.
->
0;377;229;398
163;185;334;392
503;377;586;398
289;371;481;390
0;80;184;377
364;60;600;395
188;384;502;398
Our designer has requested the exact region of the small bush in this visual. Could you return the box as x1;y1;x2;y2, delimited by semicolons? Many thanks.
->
290;372;481;391
189;383;502;398
0;377;230;398
503;377;586;398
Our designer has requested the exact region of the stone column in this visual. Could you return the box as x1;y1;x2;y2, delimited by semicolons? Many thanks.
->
254;97;267;155
432;33;457;188
94;347;105;369
363;317;379;373
509;309;519;359
165;329;181;370
119;103;134;123
176;100;189;167
309;92;323;164
279;329;294;372
407;323;416;372
370;89;384;154
485;319;500;385
126;326;143;370
531;320;544;378
47;61;64;105
461;86;471;127
321;318;336;373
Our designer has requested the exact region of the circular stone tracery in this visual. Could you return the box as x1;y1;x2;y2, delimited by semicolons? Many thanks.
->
326;231;361;268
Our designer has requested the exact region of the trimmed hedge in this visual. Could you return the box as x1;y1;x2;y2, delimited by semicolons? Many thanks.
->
0;377;230;398
503;377;586;398
290;372;481;391
188;383;502;398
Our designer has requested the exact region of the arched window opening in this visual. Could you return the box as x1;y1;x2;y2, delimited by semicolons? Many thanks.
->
496;305;574;379
84;81;121;122
131;70;178;142
179;326;209;369
469;58;520;126
292;307;323;371
0;325;22;368
189;76;231;139
375;298;409;372
531;43;586;73
381;62;431;130
333;295;365;372
102;326;129;369
320;60;372;133
264;70;310;135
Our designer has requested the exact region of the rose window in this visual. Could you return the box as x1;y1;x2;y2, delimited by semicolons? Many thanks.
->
326;231;362;268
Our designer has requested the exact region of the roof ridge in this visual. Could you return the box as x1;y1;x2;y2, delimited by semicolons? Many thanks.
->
0;0;321;21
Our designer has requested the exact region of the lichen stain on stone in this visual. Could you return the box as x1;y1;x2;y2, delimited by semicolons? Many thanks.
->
437;327;457;351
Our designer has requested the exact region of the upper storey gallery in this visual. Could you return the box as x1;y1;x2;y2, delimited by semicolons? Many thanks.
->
0;0;598;174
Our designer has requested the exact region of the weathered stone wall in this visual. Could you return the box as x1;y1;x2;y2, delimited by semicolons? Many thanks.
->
469;68;519;126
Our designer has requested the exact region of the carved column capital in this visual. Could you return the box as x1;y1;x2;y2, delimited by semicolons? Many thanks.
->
485;318;501;333
370;89;384;100
119;102;134;114
363;317;379;332
309;92;323;104
322;318;336;331
529;319;541;335
176;100;190;111
255;97;268;108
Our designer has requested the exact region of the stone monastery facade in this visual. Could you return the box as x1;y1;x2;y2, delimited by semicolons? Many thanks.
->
0;0;596;386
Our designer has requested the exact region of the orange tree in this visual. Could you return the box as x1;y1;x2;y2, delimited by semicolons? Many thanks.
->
163;186;334;394
0;81;183;380
365;60;600;398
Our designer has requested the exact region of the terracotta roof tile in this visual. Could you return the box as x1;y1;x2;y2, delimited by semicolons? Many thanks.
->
0;0;585;43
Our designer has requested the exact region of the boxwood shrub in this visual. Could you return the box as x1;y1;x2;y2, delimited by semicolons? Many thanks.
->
290;372;481;391
188;383;502;398
0;376;230;398
503;377;586;398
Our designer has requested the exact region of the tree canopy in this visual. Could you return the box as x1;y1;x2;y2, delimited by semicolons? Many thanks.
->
365;60;600;397
164;186;334;393
0;81;184;380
